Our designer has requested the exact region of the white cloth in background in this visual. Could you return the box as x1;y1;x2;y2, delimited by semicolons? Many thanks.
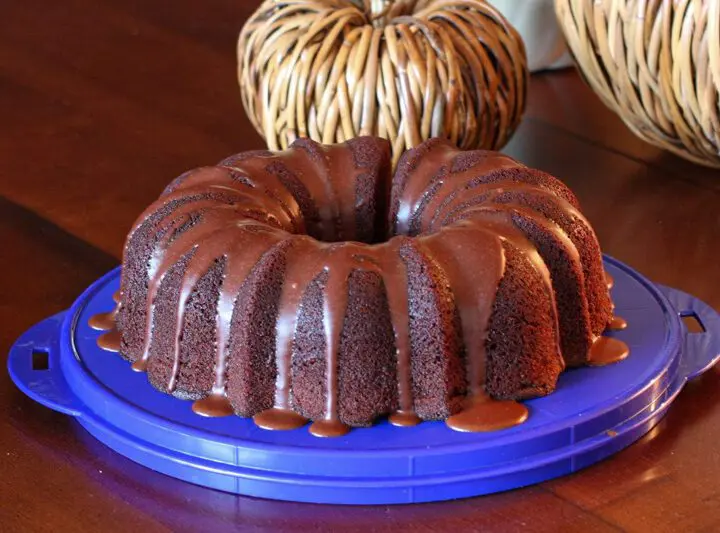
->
490;0;572;72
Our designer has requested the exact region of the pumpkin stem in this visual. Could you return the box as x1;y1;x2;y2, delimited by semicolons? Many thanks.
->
364;0;417;26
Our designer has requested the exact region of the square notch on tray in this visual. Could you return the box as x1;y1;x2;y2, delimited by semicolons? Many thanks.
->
681;312;706;334
32;349;50;371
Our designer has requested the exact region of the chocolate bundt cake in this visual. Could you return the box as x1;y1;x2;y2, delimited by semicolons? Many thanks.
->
110;137;621;437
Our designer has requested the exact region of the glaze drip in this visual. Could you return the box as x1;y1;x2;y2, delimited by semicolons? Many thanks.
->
192;394;234;417
131;359;147;372
254;408;308;431
608;316;627;330
446;396;529;432
97;329;121;352
320;262;350;434
388;410;421;427
605;272;614;289
588;337;630;366
89;310;116;331
309;418;350;438
89;298;121;352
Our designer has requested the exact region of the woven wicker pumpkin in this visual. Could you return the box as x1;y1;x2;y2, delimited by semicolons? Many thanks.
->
238;0;528;165
556;0;720;168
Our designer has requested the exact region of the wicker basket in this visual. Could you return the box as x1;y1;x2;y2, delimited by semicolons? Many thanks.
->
556;0;720;168
238;0;528;166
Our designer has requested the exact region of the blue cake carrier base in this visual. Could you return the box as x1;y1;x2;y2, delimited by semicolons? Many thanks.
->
8;256;720;504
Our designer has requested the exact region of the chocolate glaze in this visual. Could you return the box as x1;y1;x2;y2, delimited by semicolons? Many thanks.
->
309;418;350;438
89;309;116;331
192;394;234;417
131;359;147;372
89;291;121;332
588;337;630;366
394;142;520;236
608;316;627;330
446;396;529;432
388;410;421;427
97;328;121;352
605;272;614;289
89;298;122;352
113;137;626;437
253;408;308;431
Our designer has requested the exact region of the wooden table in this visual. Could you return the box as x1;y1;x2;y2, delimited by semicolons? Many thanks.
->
2;2;719;532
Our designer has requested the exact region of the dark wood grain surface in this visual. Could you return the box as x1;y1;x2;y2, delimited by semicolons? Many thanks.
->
2;2;719;532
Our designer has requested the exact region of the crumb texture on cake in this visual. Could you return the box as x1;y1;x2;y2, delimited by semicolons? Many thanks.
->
114;136;615;435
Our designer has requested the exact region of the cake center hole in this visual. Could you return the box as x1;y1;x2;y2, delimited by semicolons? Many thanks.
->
304;188;392;245
305;217;391;245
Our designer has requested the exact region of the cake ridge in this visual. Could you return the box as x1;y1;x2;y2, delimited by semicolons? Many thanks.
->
467;203;591;365
419;222;505;400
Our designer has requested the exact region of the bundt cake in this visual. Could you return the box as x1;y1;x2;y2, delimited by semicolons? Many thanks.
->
100;136;624;437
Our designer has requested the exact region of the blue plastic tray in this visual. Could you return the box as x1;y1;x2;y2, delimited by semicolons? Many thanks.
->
8;256;720;504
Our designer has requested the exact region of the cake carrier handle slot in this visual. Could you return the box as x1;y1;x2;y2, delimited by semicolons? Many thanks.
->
657;285;720;381
7;312;83;417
